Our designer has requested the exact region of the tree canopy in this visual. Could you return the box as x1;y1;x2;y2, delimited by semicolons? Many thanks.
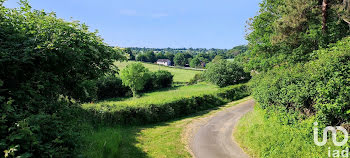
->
120;63;150;97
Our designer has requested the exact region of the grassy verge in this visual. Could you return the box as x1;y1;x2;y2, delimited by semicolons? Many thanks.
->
115;61;202;83
234;106;343;158
82;97;252;158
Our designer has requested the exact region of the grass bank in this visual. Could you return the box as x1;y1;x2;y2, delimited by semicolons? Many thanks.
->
234;106;344;158
82;97;252;158
115;61;202;83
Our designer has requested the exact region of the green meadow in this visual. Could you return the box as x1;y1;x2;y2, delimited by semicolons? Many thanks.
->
83;83;218;111
115;61;202;83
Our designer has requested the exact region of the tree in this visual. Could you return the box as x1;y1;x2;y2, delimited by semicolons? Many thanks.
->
123;48;135;60
165;52;175;63
174;53;186;66
190;57;201;68
212;55;224;63
156;52;166;59
244;0;350;72
183;53;193;64
145;51;157;63
226;45;248;58
136;54;147;62
120;63;150;97
0;1;125;156
204;60;250;87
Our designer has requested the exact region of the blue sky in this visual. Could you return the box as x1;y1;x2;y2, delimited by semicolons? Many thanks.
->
4;0;261;49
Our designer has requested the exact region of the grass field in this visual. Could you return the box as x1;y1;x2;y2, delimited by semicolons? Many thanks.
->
82;97;252;158
234;107;341;158
83;83;218;111
115;61;202;83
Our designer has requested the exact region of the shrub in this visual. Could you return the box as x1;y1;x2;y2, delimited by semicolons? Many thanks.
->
251;37;350;125
204;60;251;87
152;70;174;89
85;84;249;125
96;76;131;100
188;73;204;85
142;70;174;92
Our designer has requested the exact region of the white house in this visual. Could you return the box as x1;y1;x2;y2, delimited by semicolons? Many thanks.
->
156;59;171;66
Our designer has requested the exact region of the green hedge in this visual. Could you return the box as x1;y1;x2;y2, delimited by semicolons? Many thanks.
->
86;84;249;125
251;37;350;125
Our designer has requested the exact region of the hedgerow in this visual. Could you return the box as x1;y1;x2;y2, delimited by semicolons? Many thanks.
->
251;37;350;125
85;83;249;125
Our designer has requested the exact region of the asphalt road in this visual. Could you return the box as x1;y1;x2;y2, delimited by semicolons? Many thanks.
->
190;99;255;158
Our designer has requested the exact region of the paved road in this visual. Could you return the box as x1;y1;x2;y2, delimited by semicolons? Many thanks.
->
191;99;255;158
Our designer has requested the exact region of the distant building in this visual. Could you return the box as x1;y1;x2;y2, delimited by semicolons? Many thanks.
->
156;59;171;66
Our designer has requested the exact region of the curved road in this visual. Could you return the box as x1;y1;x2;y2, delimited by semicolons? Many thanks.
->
190;99;255;158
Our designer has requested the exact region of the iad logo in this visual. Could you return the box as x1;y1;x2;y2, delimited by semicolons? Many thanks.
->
313;122;348;146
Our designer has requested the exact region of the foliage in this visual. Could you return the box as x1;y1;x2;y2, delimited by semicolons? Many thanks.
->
145;51;157;63
204;60;251;87
211;55;224;63
151;70;174;89
120;63;150;97
244;0;350;72
143;70;173;92
251;37;350;125
96;75;131;100
83;83;249;125
136;53;148;62
0;1;124;157
189;57;201;68
174;53;187;66
188;73;204;85
115;61;202;83
123;48;135;60
225;45;248;59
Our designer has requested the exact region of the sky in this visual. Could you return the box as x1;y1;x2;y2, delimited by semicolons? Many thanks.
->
4;0;261;49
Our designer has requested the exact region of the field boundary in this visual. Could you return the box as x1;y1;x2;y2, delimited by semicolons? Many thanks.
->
84;83;249;125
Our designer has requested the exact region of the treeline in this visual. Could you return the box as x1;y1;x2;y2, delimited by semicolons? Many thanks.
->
120;45;248;68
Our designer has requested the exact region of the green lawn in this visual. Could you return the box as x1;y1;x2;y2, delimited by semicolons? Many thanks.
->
115;61;202;83
83;83;218;111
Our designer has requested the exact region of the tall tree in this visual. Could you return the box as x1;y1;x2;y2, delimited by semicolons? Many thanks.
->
244;0;350;72
174;53;186;66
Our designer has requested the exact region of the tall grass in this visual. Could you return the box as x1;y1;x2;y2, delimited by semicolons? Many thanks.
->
234;106;343;158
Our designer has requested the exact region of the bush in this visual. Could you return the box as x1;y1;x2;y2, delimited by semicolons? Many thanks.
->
96;76;131;100
188;73;204;85
251;37;350;125
143;70;174;92
204;60;251;87
85;84;249;125
152;70;174;89
0;2;123;157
